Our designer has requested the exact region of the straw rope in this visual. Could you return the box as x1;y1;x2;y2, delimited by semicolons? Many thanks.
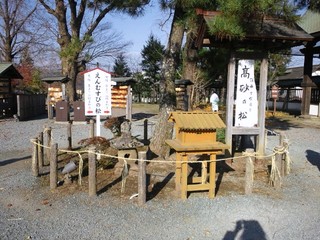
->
30;135;291;190
30;138;289;165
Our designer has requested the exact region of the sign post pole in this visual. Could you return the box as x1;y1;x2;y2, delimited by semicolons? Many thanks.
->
96;115;101;136
271;85;279;116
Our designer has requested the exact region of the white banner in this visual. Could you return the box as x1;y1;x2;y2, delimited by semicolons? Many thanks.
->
84;68;112;116
235;59;258;127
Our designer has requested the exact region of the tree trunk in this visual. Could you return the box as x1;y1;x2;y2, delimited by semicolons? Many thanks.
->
149;5;185;158
182;30;198;109
61;57;78;102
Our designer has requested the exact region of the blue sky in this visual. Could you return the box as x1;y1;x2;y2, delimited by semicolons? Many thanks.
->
104;3;171;70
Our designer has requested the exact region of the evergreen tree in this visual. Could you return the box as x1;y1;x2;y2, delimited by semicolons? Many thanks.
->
140;34;165;101
208;0;299;39
113;53;131;77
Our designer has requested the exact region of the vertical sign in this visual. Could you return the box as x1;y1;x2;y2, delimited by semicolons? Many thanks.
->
84;68;112;116
84;68;112;136
235;59;258;127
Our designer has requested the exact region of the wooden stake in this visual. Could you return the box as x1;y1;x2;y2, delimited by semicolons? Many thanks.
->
50;143;58;190
244;148;255;195
67;121;72;150
209;154;216;199
144;119;148;143
45;126;52;165
279;132;286;176
138;151;147;205
181;155;188;199
88;146;97;197
274;146;282;189
38;132;44;168
31;138;39;177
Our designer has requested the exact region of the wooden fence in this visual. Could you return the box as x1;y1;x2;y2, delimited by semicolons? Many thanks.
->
17;94;46;120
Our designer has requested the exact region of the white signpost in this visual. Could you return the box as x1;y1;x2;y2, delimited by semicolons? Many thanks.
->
235;59;258;127
84;68;112;136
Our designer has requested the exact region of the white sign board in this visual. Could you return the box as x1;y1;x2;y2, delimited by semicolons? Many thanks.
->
235;59;258;127
84;68;112;116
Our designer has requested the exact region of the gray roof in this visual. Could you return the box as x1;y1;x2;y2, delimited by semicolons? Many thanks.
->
0;62;23;79
112;77;136;85
42;76;70;83
298;10;320;37
275;65;320;87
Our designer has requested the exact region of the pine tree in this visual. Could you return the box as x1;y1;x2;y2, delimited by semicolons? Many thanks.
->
113;54;131;77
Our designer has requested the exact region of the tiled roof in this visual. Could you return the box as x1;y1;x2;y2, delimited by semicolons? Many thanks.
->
168;111;226;130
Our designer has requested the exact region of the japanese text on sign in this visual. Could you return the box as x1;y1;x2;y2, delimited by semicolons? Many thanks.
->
84;68;112;116
235;59;258;127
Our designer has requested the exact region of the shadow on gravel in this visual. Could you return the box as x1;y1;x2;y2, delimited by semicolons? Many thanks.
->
97;175;123;195
223;220;267;240
147;172;174;201
306;149;320;171
265;117;302;131
0;155;31;166
215;161;235;195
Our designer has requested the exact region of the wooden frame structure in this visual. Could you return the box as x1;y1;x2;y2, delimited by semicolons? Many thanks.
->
297;10;320;116
165;112;228;199
195;9;314;155
225;52;268;155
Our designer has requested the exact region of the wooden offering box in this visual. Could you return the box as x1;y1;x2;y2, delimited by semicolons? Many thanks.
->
166;111;229;199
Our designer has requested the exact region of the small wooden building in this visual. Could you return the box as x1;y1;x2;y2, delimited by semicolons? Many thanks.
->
0;63;23;117
166;111;229;199
42;76;70;106
175;79;193;111
111;77;136;108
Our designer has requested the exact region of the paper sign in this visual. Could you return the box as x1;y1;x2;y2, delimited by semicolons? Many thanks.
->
235;59;258;127
84;68;112;116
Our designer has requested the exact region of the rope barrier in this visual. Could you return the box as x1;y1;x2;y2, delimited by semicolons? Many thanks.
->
30;138;290;165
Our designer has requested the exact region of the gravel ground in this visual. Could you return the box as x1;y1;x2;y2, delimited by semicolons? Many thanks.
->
0;113;320;240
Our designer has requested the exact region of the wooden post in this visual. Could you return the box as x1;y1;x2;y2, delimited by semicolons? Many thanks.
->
144;119;148;143
126;85;132;121
257;57;268;156
31;138;39;177
48;104;54;120
45;126;52;165
175;153;182;192
244;148;255;195
273;146;282;189
225;54;236;157
279;133;285;177
181;155;188;199
88;146;97;197
138;151;147;205
67;121;72;150
283;138;289;175
38;132;44;168
208;154;216;199
90;119;95;138
50;143;58;190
